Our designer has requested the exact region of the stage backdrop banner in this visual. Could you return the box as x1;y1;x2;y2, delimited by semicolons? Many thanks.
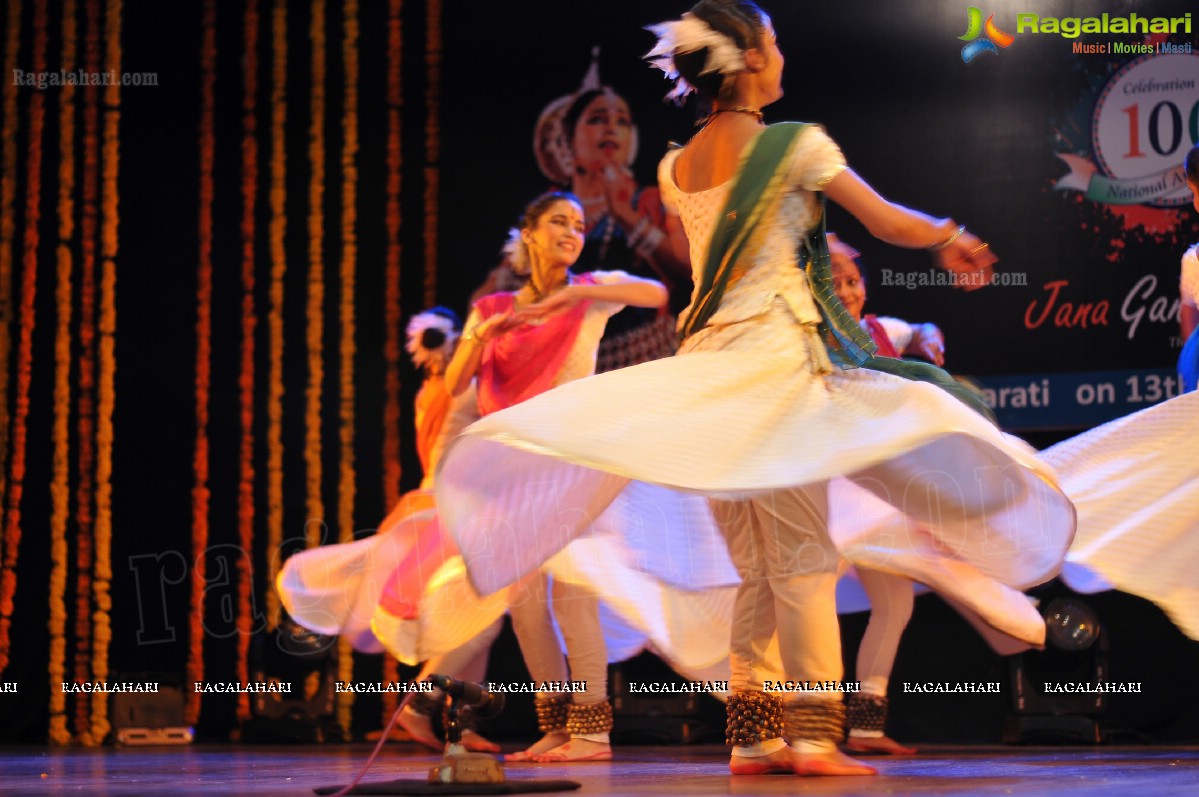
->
437;0;1199;430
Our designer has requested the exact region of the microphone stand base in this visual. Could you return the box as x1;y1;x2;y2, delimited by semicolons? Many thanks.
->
429;745;506;785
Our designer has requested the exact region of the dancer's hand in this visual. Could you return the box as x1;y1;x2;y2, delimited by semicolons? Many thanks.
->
512;287;579;323
907;323;946;366
932;228;997;292
600;163;640;230
471;310;519;343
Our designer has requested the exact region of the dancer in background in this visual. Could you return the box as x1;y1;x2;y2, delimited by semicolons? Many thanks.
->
475;52;691;370
434;0;1074;778
442;191;667;763
828;235;929;756
278;308;501;753
282;191;671;764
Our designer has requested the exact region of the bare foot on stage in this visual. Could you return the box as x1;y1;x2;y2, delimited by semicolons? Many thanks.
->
396;706;440;752
793;748;878;776
728;745;797;775
460;729;501;754
504;731;569;762
845;734;917;755
531;738;612;763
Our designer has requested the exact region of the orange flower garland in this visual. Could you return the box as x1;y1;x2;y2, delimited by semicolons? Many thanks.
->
306;0;326;546
90;0;124;745
49;0;79;746
0;0;22;518
73;0;103;740
336;0;361;733
265;0;287;631
188;0;217;729
380;0;405;724
423;0;442;307
0;0;47;678
236;0;261;723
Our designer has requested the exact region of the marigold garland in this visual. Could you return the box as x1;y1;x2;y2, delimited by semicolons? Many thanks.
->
336;0;361;733
305;0;326;547
48;0;79;747
381;0;405;726
188;0;217;729
0;0;23;522
0;0;47;679
423;0;441;307
236;0;260;724
265;0;287;631
382;0;404;515
73;0;103;741
89;0;123;746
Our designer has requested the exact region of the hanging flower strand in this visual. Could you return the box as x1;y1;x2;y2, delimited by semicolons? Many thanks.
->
236;0;260;723
422;0;441;307
0;0;48;679
0;0;24;518
380;0;404;725
73;0;104;741
305;0;326;547
335;0;361;734
90;0;124;746
188;0;217;729
265;0;287;631
49;0;80;747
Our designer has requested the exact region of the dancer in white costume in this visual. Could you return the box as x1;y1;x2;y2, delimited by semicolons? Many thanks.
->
435;0;1074;778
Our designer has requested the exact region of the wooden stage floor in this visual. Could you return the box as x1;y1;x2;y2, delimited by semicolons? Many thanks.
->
4;744;1198;796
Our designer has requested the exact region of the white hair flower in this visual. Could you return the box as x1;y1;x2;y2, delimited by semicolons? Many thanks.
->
500;227;531;276
645;13;747;102
405;309;459;371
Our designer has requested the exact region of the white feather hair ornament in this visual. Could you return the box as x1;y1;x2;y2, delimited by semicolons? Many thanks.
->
500;227;532;276
644;13;747;102
405;309;459;371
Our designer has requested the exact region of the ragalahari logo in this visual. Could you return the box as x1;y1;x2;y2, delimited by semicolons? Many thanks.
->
959;7;1015;62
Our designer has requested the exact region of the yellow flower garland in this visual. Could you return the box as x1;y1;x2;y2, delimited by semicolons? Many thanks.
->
306;0;326;548
49;0;79;747
90;0;123;746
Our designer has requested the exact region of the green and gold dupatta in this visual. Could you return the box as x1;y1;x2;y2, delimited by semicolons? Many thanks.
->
681;122;994;421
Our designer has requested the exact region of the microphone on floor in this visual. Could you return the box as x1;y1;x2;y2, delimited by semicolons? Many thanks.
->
427;674;506;719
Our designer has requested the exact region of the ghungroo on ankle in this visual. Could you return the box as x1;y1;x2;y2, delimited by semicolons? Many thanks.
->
725;691;784;747
846;693;888;733
565;700;613;736
534;694;570;734
784;699;846;745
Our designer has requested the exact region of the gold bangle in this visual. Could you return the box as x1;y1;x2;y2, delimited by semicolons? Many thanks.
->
928;224;965;252
461;330;483;348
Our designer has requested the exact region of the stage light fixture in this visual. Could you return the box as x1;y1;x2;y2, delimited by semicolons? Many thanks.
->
1004;595;1109;744
241;614;342;743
